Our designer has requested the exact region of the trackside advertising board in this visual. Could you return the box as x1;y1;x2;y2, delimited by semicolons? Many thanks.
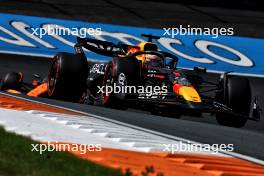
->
0;13;264;77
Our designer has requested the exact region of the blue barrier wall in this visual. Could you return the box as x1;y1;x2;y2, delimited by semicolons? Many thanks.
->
0;13;264;77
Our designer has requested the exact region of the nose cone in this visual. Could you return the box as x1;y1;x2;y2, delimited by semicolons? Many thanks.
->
173;84;202;102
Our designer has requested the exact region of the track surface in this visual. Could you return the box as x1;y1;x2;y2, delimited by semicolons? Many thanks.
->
1;53;264;161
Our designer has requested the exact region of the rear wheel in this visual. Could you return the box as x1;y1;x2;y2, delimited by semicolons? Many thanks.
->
96;57;140;109
48;52;88;102
0;72;23;91
100;62;127;110
216;76;251;128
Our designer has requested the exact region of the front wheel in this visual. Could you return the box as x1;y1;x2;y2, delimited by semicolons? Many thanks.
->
0;72;23;91
216;76;251;128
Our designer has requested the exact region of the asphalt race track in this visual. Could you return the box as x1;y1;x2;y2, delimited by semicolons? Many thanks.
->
1;0;264;162
1;53;264;161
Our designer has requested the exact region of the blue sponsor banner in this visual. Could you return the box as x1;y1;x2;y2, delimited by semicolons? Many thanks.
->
0;13;264;76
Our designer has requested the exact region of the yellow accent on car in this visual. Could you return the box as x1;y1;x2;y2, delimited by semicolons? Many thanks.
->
27;83;48;97
6;89;21;94
178;86;202;102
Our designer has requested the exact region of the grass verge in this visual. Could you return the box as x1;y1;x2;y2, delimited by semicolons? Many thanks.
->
0;127;122;176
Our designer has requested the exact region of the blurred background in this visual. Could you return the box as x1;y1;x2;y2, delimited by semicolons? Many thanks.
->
0;0;264;38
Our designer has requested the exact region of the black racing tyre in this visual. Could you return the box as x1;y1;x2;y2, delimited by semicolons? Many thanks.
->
98;57;140;109
0;72;23;91
111;57;141;85
48;52;88;102
216;76;251;128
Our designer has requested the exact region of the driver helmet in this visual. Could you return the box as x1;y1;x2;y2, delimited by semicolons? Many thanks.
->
144;54;163;67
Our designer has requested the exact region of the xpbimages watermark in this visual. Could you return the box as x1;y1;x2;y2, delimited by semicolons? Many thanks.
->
163;142;234;154
31;25;102;38
97;83;168;97
31;142;102;154
163;25;234;38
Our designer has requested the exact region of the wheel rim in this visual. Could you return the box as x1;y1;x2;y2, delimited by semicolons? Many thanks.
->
117;73;126;86
102;64;113;105
48;57;60;96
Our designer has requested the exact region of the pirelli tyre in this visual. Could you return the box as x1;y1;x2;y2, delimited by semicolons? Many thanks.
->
0;72;23;91
100;57;140;109
216;76;251;128
48;52;88;102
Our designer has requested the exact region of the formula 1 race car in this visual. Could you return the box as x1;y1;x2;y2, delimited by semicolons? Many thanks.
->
0;34;261;127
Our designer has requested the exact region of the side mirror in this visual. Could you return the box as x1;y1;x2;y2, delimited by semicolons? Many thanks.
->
193;66;206;73
33;74;41;79
165;60;177;69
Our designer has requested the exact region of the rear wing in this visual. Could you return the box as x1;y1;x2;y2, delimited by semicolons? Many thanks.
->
75;37;139;57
